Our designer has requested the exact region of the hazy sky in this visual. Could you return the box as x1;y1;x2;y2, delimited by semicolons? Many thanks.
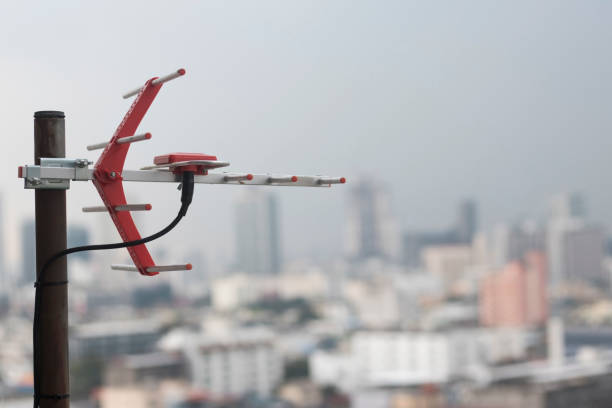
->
1;1;611;268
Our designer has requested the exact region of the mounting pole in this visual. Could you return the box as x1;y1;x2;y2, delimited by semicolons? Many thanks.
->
34;111;69;407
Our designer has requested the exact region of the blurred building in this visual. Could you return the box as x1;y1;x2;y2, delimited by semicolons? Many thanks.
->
547;218;605;289
70;319;164;359
20;218;35;285
490;222;546;267
343;278;400;329
422;245;473;289
463;356;612;408
234;190;281;275
345;180;400;261
402;231;456;268
310;328;531;390
105;351;187;386
455;199;478;244
160;328;283;397
550;192;586;220
402;200;478;267
480;252;548;327
211;274;265;311
278;380;323;408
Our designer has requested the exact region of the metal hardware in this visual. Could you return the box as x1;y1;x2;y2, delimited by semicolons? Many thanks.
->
24;158;92;189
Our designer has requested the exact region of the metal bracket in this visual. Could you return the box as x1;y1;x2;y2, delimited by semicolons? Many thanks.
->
23;158;92;190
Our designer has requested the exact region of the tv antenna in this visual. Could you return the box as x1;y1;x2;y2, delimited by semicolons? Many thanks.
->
19;68;345;407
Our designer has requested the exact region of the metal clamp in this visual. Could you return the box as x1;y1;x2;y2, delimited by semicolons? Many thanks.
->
22;158;92;190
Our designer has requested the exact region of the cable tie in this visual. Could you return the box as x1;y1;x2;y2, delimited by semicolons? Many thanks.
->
35;393;70;400
34;280;69;288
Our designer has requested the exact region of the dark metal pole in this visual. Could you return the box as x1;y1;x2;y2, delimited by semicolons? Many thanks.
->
34;111;69;408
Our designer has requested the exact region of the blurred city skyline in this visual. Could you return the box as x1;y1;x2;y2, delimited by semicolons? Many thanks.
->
2;4;612;406
2;1;612;268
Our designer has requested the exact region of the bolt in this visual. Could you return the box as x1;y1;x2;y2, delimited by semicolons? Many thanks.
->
110;171;116;178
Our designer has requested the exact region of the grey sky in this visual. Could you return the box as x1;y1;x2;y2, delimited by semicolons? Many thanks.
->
2;1;611;267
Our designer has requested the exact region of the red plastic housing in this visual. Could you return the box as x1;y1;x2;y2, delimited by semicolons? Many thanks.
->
154;152;217;174
92;78;164;276
154;152;217;164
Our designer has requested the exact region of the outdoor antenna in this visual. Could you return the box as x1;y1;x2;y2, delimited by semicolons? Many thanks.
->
19;68;345;407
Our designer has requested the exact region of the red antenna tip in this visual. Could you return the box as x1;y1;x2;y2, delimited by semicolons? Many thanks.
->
291;176;298;182
246;174;254;180
144;133;152;140
178;68;186;76
340;177;346;184
186;263;193;270
145;204;152;211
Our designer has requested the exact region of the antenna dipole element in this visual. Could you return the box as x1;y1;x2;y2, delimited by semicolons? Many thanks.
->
122;68;186;99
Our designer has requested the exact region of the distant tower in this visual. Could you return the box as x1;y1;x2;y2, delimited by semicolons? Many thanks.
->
21;219;36;285
234;190;281;275
547;219;605;289
550;192;586;220
490;221;545;266
345;180;400;261
547;193;604;290
456;200;477;244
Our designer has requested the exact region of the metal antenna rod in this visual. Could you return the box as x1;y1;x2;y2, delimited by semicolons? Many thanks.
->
122;68;186;99
87;132;152;151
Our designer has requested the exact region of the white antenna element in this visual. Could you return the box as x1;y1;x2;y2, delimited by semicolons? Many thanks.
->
111;264;192;272
87;133;152;151
82;204;152;212
317;177;346;185
123;68;186;99
268;176;298;184
224;174;253;182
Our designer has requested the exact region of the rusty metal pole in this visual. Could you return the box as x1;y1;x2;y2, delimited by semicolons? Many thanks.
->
34;110;69;408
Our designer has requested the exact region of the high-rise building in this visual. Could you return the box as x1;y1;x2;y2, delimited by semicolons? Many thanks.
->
547;218;605;289
345;180;400;260
456;199;478;244
550;192;586;220
480;252;548;327
234;190;281;275
21;219;36;285
490;221;545;267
